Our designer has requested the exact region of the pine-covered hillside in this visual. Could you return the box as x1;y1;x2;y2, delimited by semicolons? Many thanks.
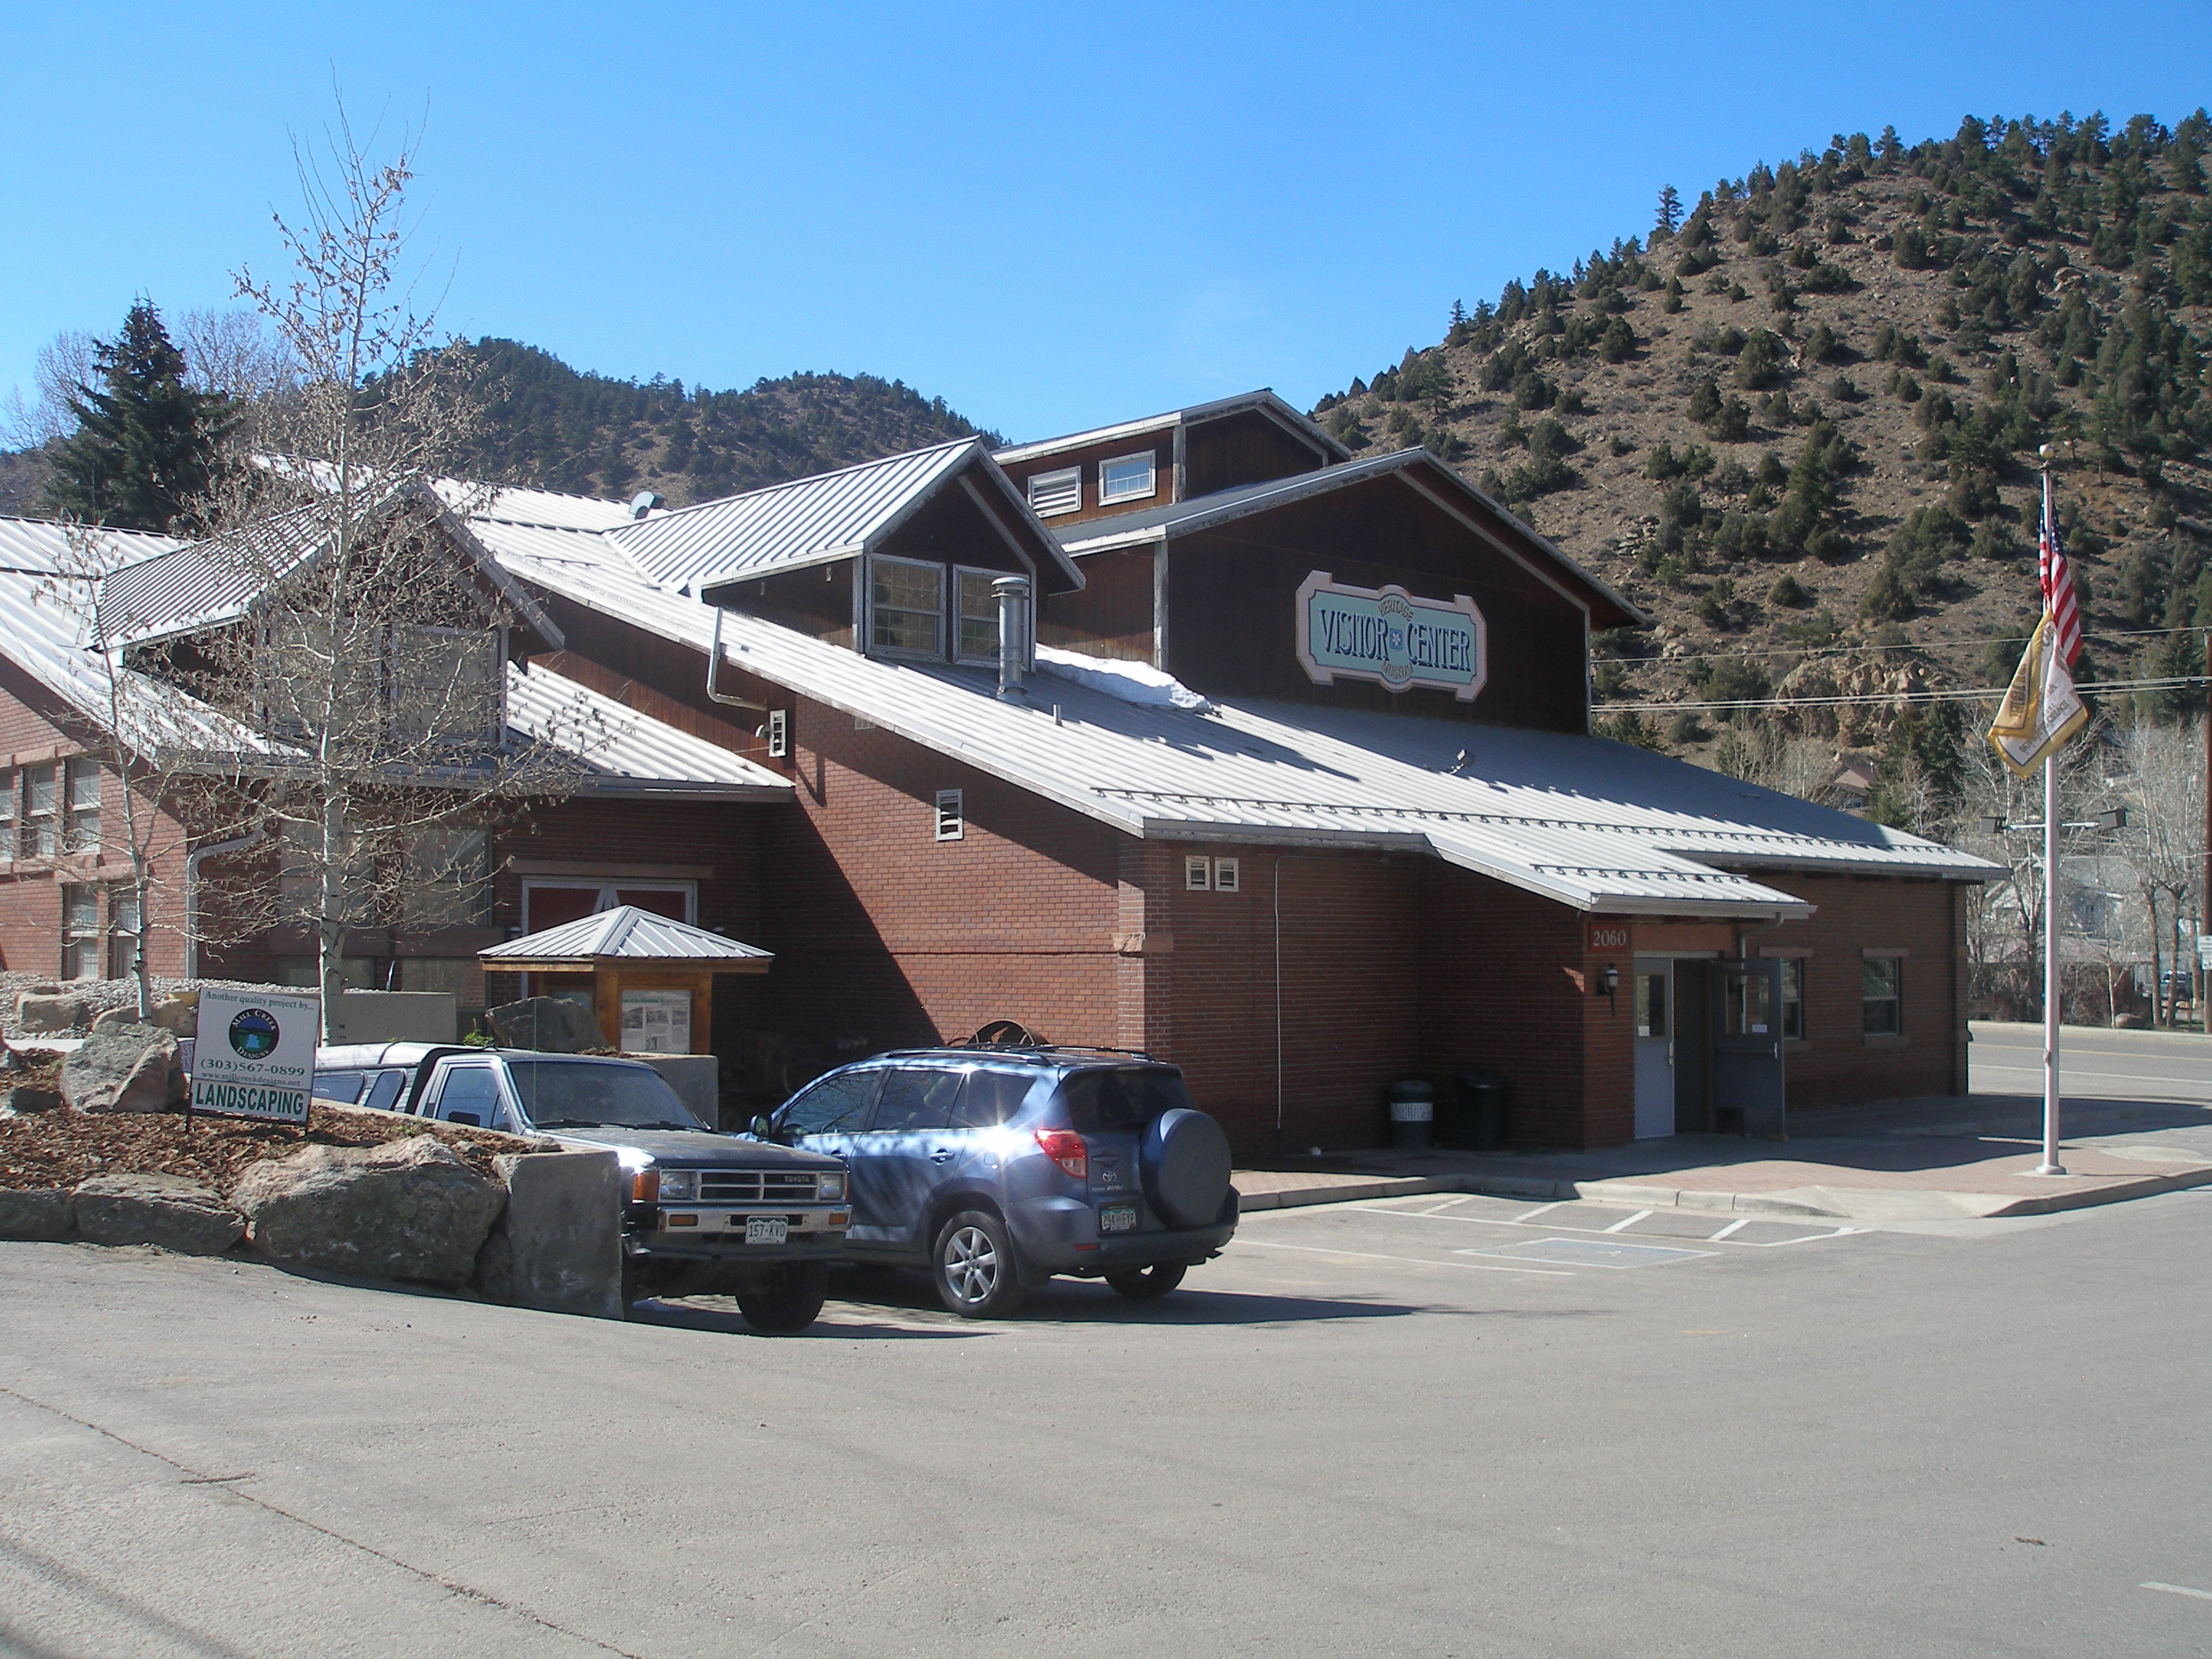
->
1313;112;2212;756
451;341;1000;505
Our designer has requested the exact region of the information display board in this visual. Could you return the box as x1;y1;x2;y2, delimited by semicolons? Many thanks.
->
189;988;318;1125
620;989;692;1055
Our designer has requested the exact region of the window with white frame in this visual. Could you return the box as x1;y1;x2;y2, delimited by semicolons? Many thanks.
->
1184;855;1211;891
19;765;56;860
61;884;101;981
0;771;15;860
107;886;140;981
392;626;503;744
402;827;493;927
935;789;965;841
1213;857;1241;894
1098;451;1157;504
64;759;100;854
765;709;789;758
955;568;1004;665
870;556;945;657
1025;467;1082;517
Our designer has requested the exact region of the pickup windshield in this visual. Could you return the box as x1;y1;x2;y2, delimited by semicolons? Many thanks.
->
505;1060;708;1132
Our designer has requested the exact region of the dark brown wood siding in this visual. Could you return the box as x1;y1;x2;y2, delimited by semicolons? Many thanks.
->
714;558;855;647
1037;549;1155;663
1181;408;1331;499
873;482;1034;575
1161;474;1590;732
997;431;1174;527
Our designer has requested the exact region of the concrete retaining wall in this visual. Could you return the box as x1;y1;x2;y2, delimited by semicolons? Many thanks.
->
331;992;458;1045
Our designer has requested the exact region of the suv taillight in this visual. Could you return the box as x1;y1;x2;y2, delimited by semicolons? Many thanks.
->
1034;1128;1087;1180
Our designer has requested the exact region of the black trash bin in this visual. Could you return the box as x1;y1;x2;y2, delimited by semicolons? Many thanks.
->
1452;1071;1509;1151
1385;1079;1436;1151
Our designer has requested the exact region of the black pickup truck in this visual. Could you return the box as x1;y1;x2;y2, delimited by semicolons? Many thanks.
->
312;1042;850;1331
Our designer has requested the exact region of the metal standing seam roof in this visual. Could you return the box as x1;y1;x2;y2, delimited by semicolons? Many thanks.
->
992;389;1352;466
488;525;2004;920
0;517;773;797
603;438;1084;596
478;903;773;969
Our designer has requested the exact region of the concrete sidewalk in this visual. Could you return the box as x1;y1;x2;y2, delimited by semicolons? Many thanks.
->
1234;1093;2212;1223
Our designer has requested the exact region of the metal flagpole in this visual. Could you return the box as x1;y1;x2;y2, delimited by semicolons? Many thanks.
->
2039;746;2065;1174
2036;457;2066;1175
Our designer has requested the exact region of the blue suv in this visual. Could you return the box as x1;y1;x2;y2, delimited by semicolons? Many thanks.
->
754;1047;1238;1317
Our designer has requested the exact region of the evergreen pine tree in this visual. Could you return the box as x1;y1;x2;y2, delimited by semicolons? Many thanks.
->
1655;184;1682;237
42;302;234;532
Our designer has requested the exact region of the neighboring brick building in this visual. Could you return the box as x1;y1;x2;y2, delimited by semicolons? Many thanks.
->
0;401;2000;1151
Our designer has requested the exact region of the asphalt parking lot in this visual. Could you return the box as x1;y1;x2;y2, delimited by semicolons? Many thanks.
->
7;1179;2211;1659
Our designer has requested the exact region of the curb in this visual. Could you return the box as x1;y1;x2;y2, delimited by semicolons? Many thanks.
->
1233;1164;2212;1223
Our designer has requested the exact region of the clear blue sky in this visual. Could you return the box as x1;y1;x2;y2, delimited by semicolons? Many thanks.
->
6;1;2208;446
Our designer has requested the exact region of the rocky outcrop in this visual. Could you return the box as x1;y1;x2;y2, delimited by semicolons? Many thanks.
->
232;1136;505;1286
72;1174;244;1254
0;1188;76;1241
16;992;87;1035
62;1025;185;1114
482;996;601;1053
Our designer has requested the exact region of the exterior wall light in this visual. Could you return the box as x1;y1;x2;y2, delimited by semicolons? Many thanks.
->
1601;963;1619;1008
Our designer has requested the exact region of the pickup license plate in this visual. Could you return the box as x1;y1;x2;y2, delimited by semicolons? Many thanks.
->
743;1217;788;1245
1098;1203;1138;1234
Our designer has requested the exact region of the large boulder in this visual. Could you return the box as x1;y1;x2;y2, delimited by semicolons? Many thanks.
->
0;1188;76;1241
482;996;601;1053
73;1174;244;1254
16;992;87;1035
1;1084;64;1116
148;996;200;1036
232;1136;506;1287
62;1024;184;1114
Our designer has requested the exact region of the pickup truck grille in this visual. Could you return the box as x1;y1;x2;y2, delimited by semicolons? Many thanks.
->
698;1170;820;1202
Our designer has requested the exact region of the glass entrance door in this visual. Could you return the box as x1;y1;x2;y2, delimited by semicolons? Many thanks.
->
1711;958;1786;1138
1631;958;1676;1138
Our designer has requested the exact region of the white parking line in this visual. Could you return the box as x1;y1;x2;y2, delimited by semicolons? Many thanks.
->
1257;1200;1868;1249
1514;1201;1565;1223
2141;1581;2212;1601
1711;1218;1751;1240
1238;1238;1574;1277
1602;1210;1653;1233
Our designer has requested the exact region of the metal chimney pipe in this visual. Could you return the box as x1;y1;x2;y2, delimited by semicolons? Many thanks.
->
994;575;1031;703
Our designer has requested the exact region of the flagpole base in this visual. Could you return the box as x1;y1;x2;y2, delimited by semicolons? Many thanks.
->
2028;1163;2069;1177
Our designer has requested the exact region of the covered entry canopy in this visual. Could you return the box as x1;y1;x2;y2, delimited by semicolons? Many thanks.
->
479;905;771;1056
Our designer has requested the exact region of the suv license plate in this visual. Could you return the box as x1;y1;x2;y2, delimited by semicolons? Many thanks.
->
744;1217;788;1245
1098;1203;1138;1234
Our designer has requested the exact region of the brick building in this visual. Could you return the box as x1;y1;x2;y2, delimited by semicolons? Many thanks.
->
0;397;2000;1150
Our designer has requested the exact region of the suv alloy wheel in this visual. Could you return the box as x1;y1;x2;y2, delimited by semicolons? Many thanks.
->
932;1209;1025;1318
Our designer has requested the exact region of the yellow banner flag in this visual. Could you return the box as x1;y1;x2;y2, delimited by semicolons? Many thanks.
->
1988;613;2087;778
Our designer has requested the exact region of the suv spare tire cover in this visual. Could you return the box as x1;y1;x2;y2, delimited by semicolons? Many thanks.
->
1140;1108;1232;1228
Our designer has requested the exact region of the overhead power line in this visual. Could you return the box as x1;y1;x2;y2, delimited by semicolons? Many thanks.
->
1616;674;2212;714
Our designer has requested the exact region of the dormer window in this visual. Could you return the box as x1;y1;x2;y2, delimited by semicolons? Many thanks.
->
1025;467;1082;517
868;555;945;657
1098;451;1157;505
392;626;503;745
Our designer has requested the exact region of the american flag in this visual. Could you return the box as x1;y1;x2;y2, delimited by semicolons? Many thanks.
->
2038;472;2082;668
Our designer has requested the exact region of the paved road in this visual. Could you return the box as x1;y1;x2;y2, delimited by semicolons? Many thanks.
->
6;1186;2211;1658
1972;1020;2212;1105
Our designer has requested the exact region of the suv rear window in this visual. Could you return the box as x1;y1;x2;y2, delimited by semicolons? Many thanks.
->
953;1069;1036;1128
1057;1067;1197;1131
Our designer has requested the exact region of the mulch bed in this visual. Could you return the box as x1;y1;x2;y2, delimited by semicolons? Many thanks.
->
0;1098;546;1196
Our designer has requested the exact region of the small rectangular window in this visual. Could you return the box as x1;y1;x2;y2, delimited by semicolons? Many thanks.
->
21;765;56;860
1212;857;1240;894
870;556;945;657
765;709;789;758
0;770;16;860
392;626;502;744
61;883;101;981
1098;451;1157;504
1025;466;1082;517
1863;957;1902;1036
1635;973;1667;1039
107;886;140;981
935;788;964;842
1780;958;1805;1040
1184;855;1211;891
65;759;100;854
955;568;1002;665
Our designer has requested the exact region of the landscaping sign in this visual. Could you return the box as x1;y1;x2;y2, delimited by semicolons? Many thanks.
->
1295;570;1487;701
189;988;318;1125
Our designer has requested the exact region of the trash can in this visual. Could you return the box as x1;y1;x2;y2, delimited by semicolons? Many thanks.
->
1386;1079;1436;1151
1452;1071;1509;1151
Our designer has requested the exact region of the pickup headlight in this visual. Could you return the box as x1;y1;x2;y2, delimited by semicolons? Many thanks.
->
815;1172;847;1201
657;1170;697;1202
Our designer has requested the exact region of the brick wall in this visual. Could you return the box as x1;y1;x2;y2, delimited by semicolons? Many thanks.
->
1746;872;1968;1110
